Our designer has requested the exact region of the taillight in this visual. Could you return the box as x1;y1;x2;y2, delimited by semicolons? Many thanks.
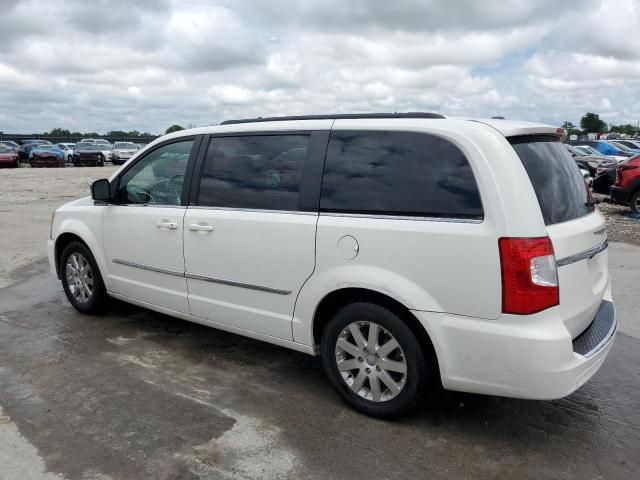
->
499;237;559;315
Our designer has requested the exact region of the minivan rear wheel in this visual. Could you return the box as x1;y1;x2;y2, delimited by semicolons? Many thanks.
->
60;241;107;314
321;302;431;418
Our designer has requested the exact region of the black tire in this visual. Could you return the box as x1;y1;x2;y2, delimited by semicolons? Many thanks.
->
630;190;640;214
59;241;107;314
321;302;433;419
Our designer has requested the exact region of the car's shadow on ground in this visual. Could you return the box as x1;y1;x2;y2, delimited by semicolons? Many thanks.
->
102;297;636;436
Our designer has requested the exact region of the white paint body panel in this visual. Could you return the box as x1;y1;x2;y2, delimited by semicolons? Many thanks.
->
183;208;317;340
48;116;616;401
102;205;189;313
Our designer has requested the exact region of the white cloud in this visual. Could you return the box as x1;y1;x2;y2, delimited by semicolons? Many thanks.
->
0;0;637;133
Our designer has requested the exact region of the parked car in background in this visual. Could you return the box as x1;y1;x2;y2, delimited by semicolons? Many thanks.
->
72;143;105;166
18;139;52;162
611;155;640;213
572;144;627;162
596;141;634;158
0;140;20;151
563;144;616;180
593;162;619;195
29;144;65;168
56;143;76;163
111;142;138;165
608;141;640;156
49;114;615;418
614;140;640;151
80;139;112;161
0;145;19;167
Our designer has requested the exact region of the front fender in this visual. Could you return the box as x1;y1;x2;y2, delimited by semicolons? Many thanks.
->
54;211;110;290
292;264;443;346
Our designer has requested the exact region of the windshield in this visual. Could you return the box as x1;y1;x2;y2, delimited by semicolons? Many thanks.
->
115;142;136;149
35;145;57;151
0;146;13;153
511;136;591;225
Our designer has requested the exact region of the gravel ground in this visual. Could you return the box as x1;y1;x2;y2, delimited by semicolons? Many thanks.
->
0;166;118;288
594;193;640;246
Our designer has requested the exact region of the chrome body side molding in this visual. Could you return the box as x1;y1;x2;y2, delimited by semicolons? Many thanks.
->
112;258;184;277
112;259;291;295
185;273;291;295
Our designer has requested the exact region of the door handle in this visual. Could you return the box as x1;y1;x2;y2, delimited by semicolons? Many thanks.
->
156;220;178;230
189;222;214;233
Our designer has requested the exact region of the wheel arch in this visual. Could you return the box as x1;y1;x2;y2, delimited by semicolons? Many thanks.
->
53;223;111;290
311;287;439;370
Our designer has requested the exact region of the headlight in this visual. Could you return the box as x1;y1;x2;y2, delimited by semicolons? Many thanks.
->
49;211;56;240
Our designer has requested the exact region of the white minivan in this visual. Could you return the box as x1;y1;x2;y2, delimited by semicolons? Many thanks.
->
48;113;616;418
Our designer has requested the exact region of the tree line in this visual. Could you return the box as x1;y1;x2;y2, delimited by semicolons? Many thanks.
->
562;113;639;137
40;125;186;138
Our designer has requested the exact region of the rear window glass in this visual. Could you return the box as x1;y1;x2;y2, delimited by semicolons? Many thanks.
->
320;130;483;219
511;137;590;225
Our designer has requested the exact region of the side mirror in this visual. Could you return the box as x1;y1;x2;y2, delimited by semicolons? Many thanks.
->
91;179;112;203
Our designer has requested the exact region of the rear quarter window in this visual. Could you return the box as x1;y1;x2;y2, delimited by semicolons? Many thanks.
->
320;130;483;219
510;136;591;225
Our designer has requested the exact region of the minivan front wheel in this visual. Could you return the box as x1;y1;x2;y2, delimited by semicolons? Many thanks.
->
321;302;430;418
60;242;107;314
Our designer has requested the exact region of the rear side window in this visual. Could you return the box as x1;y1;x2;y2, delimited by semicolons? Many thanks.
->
320;130;483;219
197;135;309;211
511;136;590;225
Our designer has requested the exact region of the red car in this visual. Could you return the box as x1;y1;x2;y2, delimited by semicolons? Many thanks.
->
610;155;640;213
0;145;19;167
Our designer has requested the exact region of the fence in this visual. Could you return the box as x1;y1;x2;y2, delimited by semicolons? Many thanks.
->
0;133;160;145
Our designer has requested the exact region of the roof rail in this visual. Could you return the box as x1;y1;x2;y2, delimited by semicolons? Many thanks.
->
220;112;445;125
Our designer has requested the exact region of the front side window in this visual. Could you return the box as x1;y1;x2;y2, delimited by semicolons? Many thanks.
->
118;140;193;205
197;135;309;211
320;130;483;219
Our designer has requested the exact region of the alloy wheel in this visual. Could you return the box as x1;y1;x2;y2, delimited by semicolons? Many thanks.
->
335;321;407;402
65;252;94;304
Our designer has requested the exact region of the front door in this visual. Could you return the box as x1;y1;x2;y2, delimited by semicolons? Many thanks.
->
102;138;196;314
184;133;319;339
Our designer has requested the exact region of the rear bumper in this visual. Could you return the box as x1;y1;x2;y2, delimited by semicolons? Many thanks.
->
610;186;629;204
414;285;616;400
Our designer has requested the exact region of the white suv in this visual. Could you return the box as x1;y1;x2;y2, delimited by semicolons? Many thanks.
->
48;113;616;418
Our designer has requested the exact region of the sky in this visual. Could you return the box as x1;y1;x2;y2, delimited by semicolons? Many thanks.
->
0;0;639;134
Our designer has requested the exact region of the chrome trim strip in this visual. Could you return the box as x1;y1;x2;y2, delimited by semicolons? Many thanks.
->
557;239;608;267
583;305;617;359
185;273;291;295
112;259;185;277
320;212;483;223
116;204;187;209
112;259;291;295
187;205;317;216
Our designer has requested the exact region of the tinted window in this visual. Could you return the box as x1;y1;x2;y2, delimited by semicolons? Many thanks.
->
511;137;591;225
118;140;193;205
198;135;309;211
320;130;483;219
